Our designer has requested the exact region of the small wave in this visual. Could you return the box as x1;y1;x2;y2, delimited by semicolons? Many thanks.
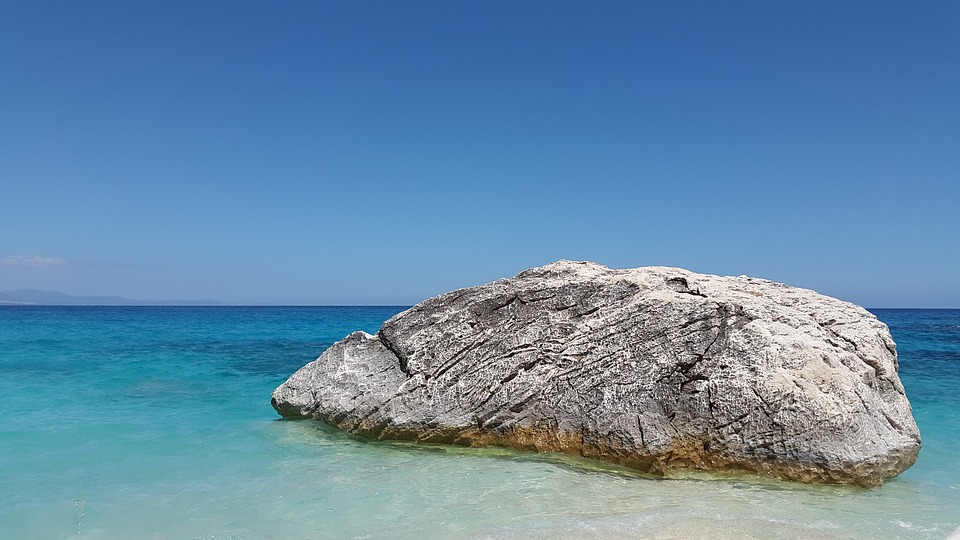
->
894;519;943;533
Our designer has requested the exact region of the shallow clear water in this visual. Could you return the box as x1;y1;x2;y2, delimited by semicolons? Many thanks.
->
1;306;957;539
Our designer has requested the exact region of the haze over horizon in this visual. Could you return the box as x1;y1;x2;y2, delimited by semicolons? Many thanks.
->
2;2;958;308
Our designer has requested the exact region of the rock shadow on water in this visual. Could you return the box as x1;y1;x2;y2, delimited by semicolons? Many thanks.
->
273;416;871;497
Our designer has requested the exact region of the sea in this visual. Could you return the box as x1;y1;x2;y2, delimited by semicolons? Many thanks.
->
0;306;957;540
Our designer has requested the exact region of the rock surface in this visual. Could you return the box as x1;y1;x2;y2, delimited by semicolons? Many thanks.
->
272;261;921;486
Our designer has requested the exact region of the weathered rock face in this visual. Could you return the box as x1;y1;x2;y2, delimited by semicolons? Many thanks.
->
272;261;920;486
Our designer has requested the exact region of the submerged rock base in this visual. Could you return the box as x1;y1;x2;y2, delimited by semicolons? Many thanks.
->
273;261;920;487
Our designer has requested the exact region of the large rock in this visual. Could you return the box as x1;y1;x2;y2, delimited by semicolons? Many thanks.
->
272;261;920;486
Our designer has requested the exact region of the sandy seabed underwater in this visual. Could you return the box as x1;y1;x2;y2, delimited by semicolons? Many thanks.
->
1;306;958;539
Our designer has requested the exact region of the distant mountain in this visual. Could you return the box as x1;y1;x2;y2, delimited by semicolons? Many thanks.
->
0;289;223;306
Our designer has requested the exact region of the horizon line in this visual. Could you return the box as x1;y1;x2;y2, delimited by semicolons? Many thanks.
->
2;302;958;310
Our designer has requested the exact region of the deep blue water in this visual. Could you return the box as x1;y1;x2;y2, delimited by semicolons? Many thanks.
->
0;306;957;539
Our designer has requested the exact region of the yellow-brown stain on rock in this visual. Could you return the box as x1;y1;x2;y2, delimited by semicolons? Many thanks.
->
341;418;917;488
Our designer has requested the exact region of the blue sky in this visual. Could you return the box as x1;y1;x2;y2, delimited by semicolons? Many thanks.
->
1;1;958;306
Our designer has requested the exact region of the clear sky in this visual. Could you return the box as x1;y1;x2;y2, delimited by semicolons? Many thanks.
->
1;1;958;306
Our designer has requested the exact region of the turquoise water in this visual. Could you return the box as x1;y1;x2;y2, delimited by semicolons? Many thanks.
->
1;306;957;539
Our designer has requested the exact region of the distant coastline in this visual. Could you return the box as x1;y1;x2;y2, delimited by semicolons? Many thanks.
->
0;289;223;306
